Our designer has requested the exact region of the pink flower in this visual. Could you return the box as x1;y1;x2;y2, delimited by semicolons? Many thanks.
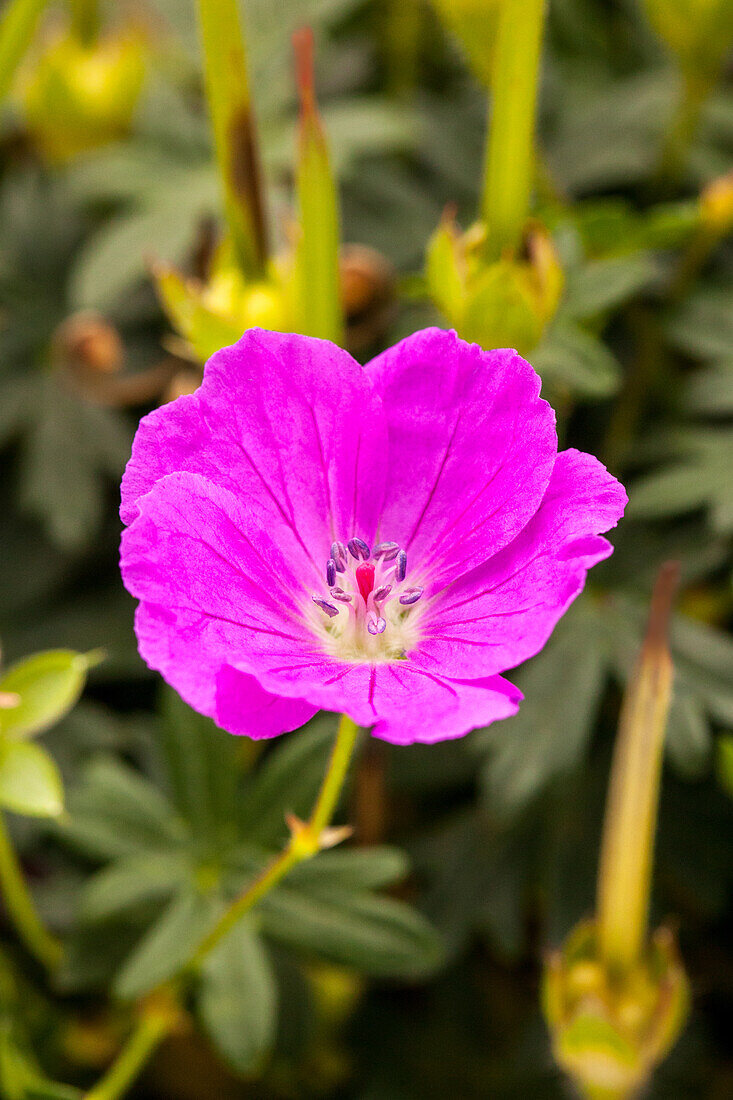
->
120;329;626;744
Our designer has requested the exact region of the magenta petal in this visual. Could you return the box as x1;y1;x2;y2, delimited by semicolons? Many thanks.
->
239;655;522;744
214;665;317;738
121;330;388;577
365;329;557;584
416;449;628;678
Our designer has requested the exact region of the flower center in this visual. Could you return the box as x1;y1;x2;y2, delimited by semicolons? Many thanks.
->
311;538;424;662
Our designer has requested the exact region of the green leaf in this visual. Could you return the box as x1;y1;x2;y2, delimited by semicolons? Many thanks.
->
238;717;336;846
0;649;93;741
665;687;712;779
63;758;185;859
80;850;191;923
665;286;733;361
563;253;659;320
476;602;609;820
533;322;622;399
198;919;277;1074
716;734;733;799
114;890;221;1000
159;688;240;841
260;885;444;979
0;741;63;817
288;846;409;891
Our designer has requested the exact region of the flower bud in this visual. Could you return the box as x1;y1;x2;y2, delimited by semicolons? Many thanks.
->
18;24;147;164
53;311;123;374
426;213;563;355
154;244;287;365
543;921;689;1100
699;170;733;237
543;565;690;1099
339;244;395;352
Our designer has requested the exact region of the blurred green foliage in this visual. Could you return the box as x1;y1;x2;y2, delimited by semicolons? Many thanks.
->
0;0;732;1097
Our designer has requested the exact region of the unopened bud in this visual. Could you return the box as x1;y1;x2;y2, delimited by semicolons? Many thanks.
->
339;244;395;352
543;921;689;1100
54;312;123;374
700;170;733;237
18;25;147;164
425;213;563;355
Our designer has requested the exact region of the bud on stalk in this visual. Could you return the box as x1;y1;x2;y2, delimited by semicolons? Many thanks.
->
543;563;690;1100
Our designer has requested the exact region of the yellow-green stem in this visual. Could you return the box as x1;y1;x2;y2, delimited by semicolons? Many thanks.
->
84;1010;171;1100
0;807;62;971
196;0;268;278
192;713;360;967
596;564;678;974
481;0;546;258
0;0;48;103
293;27;344;344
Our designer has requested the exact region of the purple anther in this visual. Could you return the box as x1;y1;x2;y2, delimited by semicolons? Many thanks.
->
399;586;423;606
331;541;347;572
326;558;337;587
312;595;339;618
395;549;407;581
331;588;353;603
372;584;392;603
367;616;387;635
347;537;370;561
373;541;399;561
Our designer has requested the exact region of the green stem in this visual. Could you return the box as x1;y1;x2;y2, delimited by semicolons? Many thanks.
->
596;564;678;974
68;0;100;45
481;0;546;258
0;0;48;104
384;0;421;100
196;0;268;278
84;1009;172;1100
192;714;360;967
0;807;62;971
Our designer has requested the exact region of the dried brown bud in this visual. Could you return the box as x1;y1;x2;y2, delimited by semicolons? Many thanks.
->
163;369;203;405
339;245;395;353
54;311;123;374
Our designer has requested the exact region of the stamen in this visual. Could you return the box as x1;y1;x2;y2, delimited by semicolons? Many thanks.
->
331;541;347;572
395;549;407;582
312;595;339;618
372;584;392;603
326;558;336;587
348;537;370;561
331;588;353;603
367;616;387;635
399;586;423;606
373;541;399;561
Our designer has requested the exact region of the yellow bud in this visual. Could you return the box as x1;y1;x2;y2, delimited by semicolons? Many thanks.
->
700;170;733;236
18;24;147;164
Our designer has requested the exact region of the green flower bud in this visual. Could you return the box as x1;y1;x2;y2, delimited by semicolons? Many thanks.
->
543;921;689;1100
154;241;288;365
426;213;563;355
18;23;147;164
